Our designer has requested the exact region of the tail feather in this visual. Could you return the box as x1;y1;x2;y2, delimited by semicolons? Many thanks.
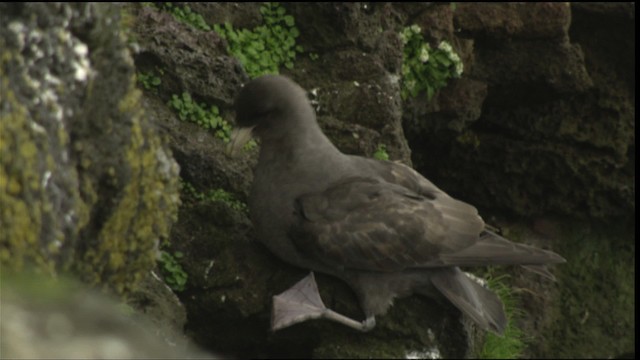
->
436;230;566;267
430;268;507;335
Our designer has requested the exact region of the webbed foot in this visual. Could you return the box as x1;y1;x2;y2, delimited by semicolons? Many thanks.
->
271;272;377;332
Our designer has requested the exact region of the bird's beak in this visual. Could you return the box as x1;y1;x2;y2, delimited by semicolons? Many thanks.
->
226;126;255;157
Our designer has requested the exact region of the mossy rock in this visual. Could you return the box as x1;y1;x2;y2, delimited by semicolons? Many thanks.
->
1;3;180;295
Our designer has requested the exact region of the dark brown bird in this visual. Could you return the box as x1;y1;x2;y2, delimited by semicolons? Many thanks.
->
229;75;565;334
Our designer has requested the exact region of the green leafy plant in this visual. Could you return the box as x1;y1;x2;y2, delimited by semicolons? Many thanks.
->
137;71;162;91
205;188;248;212
214;2;303;78
168;92;232;142
168;92;256;148
158;250;188;291
180;180;247;212
373;144;390;161
163;2;211;31
400;24;464;100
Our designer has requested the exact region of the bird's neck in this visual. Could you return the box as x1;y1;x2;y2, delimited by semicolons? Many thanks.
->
257;116;343;170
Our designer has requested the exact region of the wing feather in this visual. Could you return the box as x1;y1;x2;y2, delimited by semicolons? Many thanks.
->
290;161;564;273
290;175;481;272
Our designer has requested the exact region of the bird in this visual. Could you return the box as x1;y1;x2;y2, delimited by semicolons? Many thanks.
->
228;74;565;335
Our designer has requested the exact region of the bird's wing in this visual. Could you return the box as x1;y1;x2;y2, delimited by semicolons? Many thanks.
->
366;160;565;267
290;175;484;272
291;160;565;272
433;229;566;267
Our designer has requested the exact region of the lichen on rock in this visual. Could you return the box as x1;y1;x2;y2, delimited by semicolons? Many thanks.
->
1;2;180;295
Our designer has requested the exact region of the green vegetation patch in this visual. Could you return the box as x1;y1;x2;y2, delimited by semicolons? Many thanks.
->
545;221;635;358
180;180;247;213
168;92;232;142
373;144;390;161
162;2;211;31
157;250;188;291
481;221;634;358
479;273;527;359
159;2;304;78
0;79;53;274
214;2;303;78
137;70;162;92
400;25;464;100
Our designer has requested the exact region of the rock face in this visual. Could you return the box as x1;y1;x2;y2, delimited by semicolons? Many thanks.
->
288;3;412;165
1;2;187;356
1;2;634;359
0;2;180;293
405;2;634;219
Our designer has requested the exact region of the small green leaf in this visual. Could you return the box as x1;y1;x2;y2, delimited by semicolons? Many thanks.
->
246;46;258;57
373;145;390;161
284;15;294;26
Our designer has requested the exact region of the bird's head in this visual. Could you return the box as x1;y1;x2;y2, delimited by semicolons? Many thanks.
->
228;75;313;156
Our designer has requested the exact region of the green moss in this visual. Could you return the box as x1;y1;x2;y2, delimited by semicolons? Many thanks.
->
77;80;180;295
543;220;634;357
74;170;98;253
2;4;180;299
481;221;634;357
0;75;54;275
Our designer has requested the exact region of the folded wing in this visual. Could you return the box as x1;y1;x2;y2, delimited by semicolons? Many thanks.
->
290;176;484;272
290;160;564;272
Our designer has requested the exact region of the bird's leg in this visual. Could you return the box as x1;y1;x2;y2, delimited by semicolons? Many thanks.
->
271;272;377;332
323;309;376;332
